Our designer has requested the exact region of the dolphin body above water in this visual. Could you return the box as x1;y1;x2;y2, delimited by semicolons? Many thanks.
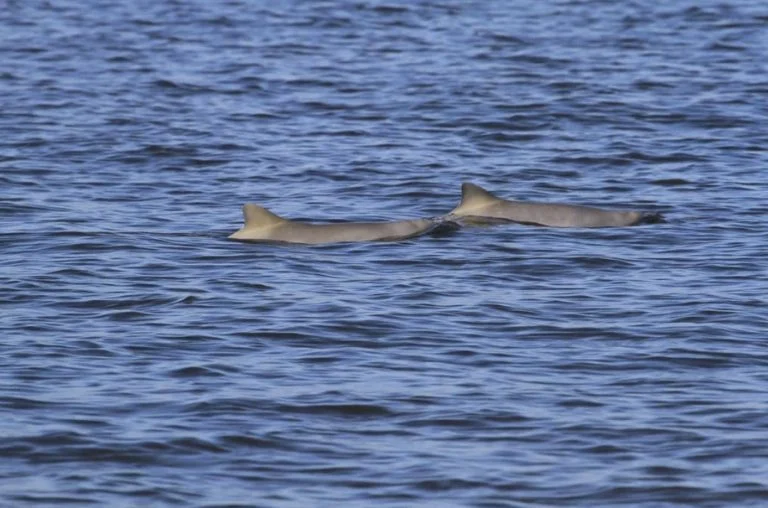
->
229;203;444;244
449;183;664;228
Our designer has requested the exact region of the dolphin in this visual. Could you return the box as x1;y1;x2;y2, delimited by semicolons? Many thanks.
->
449;182;664;228
229;203;445;244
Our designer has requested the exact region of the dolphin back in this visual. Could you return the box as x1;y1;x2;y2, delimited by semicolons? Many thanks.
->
450;182;664;228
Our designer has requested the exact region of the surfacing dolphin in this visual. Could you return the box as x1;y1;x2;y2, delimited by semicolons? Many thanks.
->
229;203;447;244
449;183;664;228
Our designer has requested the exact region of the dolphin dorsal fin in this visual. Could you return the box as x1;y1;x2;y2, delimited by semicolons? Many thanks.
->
242;203;286;228
459;182;499;208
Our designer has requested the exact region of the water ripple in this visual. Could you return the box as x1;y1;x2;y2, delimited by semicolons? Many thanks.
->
2;0;768;506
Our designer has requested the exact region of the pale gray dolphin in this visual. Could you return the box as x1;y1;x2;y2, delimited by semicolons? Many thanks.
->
449;183;663;227
229;203;444;244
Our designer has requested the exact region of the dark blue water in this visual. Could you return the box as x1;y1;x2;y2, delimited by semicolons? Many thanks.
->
2;0;768;506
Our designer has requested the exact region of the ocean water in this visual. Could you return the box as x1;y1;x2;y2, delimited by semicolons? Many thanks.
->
2;0;768;506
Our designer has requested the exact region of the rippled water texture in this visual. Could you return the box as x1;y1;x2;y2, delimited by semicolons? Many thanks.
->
2;0;768;506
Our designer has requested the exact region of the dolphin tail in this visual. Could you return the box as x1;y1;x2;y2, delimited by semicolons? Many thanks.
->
636;212;666;225
426;215;462;236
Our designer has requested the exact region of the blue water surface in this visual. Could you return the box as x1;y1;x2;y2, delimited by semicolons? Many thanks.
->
2;0;768;506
